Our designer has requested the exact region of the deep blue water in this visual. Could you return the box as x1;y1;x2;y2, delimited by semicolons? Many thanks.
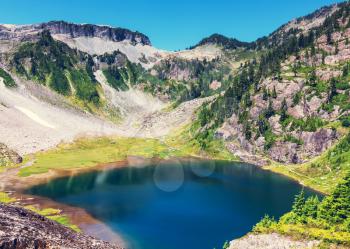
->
26;160;319;249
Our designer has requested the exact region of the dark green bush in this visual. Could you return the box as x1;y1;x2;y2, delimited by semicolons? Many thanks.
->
0;68;16;87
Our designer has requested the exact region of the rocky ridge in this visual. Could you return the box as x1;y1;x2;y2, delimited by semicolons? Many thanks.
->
0;21;150;45
0;203;120;249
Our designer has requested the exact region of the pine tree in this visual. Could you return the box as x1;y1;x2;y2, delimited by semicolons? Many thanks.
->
328;78;337;102
292;63;298;77
304;196;320;219
311;45;316;56
327;30;333;45
318;173;350;224
343;63;349;77
244;121;252;140
272;86;277;98
262;87;269;101
257;114;269;136
265;99;275;118
308;68;317;87
280;98;288;122
292;189;306;217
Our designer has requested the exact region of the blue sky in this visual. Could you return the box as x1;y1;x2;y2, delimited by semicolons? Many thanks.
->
0;0;345;50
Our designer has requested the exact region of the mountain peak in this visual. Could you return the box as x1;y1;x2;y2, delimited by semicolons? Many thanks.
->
192;33;252;49
0;20;151;46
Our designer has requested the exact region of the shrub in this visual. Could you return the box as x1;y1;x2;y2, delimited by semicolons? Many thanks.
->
341;116;350;127
0;68;16;87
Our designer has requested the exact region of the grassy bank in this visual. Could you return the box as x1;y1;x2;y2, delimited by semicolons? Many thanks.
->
253;173;350;247
0;192;79;231
19;126;237;177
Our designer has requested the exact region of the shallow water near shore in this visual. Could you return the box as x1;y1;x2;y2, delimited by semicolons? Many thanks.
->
25;159;320;249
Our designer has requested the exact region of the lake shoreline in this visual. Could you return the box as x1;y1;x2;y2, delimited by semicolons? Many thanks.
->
0;153;325;249
0;156;215;248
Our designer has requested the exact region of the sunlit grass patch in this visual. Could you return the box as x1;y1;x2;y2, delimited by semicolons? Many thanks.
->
19;125;237;177
25;205;80;232
0;192;16;203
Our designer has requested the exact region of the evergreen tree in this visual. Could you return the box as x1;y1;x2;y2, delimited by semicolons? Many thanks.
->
311;45;316;57
244;121;252;140
308;68;317;87
304;196;320;219
327;30;333;45
318;174;350;224
292;63;298;77
292;189;306;217
280;98;288;122
262;87;269;101
328;78;337;102
272;86;277;98
343;63;349;77
265;99;275;119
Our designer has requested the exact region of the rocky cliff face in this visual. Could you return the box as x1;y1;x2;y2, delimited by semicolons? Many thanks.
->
0;21;151;45
0;203;120;249
198;1;350;165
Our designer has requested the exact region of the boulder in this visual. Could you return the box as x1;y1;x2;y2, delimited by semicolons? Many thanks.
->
268;141;300;164
0;143;22;166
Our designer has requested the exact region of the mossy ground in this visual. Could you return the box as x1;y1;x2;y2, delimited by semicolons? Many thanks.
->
0;192;16;203
24;205;80;232
18;125;237;177
0;192;79;232
254;222;350;246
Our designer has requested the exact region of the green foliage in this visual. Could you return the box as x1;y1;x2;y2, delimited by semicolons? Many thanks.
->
264;99;275;119
103;67;129;91
222;241;230;249
255;172;350;244
0;192;16;203
192;33;253;50
49;70;71;95
285;116;326;132
12;30;99;104
328;78;338;102
283;134;303;145
292;91;302;107
279;98;288;122
0;68;16;87
253;215;277;232
271;86;277;98
257;114;270;135
341;115;350;127
292;189;306;217
68;69;99;104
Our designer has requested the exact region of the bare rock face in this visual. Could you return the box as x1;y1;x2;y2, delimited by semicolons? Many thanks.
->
269;115;283;135
0;21;151;45
229;233;320;249
0;203;121;249
268;141;300;164
300;128;338;157
0;143;22;166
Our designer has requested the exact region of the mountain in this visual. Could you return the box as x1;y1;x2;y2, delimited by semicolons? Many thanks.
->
192;33;253;49
0;1;350;248
195;0;349;176
0;21;168;68
0;20;151;44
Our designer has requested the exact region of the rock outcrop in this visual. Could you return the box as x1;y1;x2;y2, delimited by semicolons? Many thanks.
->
0;203;121;249
229;233;320;249
0;21;151;45
0;143;22;166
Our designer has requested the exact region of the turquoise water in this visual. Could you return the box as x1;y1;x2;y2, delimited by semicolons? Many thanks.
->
26;160;319;249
